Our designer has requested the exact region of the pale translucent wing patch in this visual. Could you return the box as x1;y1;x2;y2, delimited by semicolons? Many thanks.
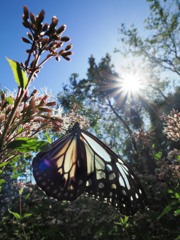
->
81;131;147;215
32;134;87;201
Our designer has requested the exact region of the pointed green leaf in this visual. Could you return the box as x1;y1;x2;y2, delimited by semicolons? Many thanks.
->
6;57;28;88
11;172;24;179
24;193;30;200
0;161;10;168
157;205;173;219
19;186;24;195
120;216;129;225
23;213;32;218
8;209;21;219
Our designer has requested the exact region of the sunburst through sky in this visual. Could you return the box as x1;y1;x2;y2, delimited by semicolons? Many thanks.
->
101;64;146;108
120;72;143;94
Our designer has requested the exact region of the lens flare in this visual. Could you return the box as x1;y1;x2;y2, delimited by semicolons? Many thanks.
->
121;72;142;94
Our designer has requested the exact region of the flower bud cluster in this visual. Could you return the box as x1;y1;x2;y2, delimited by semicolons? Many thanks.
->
21;6;72;74
155;154;180;187
161;109;180;142
132;128;155;148
64;111;89;130
0;90;64;148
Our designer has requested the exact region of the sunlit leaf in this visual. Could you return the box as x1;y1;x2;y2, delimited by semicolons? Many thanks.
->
17;127;23;134
120;215;129;225
5;96;14;105
6;57;28;89
19;186;24;195
154;151;162;160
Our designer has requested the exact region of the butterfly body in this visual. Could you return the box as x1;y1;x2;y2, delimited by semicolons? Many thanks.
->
32;122;147;215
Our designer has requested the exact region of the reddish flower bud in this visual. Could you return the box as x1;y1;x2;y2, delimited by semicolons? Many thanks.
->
27;32;33;41
61;36;70;42
42;23;49;32
1;93;6;101
30;12;36;24
52;16;58;26
38;107;53;113
36;9;45;24
57;24;66;35
22;37;31;44
56;56;60;61
46;101;56;106
62;55;70;61
22;21;31;28
65;44;72;51
30;89;38;97
23;6;29;20
59;50;65;55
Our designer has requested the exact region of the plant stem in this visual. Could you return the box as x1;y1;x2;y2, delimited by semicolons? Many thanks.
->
0;49;40;151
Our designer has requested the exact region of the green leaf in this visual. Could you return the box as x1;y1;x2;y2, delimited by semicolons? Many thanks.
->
24;193;30;200
11;172;24;179
7;137;50;153
175;192;180;199
168;189;174;194
154;151;162;160
19;186;24;195
6;57;28;88
174;209;180;216
120;216;129;225
5;96;14;105
157;204;173;219
23;213;32;218
0;161;10;168
8;209;21;219
0;179;6;185
175;236;180;240
17;127;23;134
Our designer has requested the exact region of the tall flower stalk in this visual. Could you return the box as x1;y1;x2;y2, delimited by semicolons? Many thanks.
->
0;6;72;162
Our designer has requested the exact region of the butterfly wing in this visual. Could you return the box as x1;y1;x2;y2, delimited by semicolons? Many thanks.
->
80;130;147;215
32;131;88;201
33;123;147;215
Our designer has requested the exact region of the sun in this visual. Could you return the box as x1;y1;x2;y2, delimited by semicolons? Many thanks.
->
120;72;143;94
99;59;148;107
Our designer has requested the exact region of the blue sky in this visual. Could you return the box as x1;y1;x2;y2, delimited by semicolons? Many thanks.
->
0;0;150;94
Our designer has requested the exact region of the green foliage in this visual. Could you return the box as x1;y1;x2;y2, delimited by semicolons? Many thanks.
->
8;209;32;220
7;137;50;153
6;57;28;89
5;96;14;105
118;0;180;76
0;172;179;240
153;151;162;160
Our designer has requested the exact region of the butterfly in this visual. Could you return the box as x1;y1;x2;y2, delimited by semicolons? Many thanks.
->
32;122;147;215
